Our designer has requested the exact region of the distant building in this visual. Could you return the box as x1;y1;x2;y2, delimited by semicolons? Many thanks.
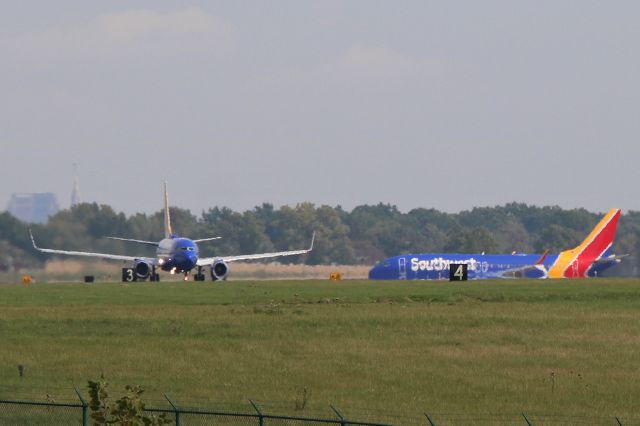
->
7;193;60;224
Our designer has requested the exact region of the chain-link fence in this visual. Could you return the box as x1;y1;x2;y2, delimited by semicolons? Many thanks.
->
0;394;395;426
1;395;639;425
423;412;640;426
0;399;86;425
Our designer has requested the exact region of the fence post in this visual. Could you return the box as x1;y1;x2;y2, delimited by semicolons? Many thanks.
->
165;394;181;426
522;413;534;425
330;405;347;426
250;400;264;426
75;388;88;426
424;413;437;426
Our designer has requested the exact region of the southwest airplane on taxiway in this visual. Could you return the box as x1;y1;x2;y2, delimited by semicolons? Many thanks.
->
369;208;623;280
31;183;314;281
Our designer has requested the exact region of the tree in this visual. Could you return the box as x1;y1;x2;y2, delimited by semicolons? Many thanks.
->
495;218;533;253
88;376;171;425
201;207;273;255
533;224;582;253
444;226;498;253
268;203;337;264
308;205;355;264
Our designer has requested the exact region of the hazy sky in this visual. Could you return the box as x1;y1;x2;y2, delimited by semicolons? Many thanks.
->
2;1;639;216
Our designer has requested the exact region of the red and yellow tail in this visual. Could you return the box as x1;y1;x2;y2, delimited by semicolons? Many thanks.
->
548;208;621;278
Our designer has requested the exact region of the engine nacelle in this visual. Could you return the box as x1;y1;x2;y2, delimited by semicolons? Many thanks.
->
210;259;229;281
134;260;152;280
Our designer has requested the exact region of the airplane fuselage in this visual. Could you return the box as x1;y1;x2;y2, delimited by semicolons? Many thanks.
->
368;252;618;280
156;237;199;273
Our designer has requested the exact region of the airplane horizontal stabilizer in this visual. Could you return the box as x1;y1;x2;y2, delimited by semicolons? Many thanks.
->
592;254;629;265
106;236;159;246
192;237;222;243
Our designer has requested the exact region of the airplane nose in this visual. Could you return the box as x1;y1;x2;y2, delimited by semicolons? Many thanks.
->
368;265;379;280
175;252;197;271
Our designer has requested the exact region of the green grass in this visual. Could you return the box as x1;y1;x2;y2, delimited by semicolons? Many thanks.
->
1;279;640;424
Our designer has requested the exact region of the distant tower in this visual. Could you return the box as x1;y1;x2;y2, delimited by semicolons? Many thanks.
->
71;163;81;207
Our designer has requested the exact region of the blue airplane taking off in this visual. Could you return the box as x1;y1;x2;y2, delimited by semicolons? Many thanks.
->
369;209;624;280
30;183;314;281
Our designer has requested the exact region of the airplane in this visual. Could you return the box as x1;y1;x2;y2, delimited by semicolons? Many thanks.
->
30;183;315;282
368;208;623;280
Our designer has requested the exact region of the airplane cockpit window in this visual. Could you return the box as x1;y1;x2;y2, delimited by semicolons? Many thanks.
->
383;261;391;267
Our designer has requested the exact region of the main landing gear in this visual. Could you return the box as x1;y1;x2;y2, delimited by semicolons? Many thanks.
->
193;266;206;282
150;266;160;282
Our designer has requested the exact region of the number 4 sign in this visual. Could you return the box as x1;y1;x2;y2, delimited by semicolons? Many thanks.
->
449;263;468;281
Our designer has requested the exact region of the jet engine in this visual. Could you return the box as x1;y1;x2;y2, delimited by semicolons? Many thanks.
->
210;259;229;281
134;260;152;280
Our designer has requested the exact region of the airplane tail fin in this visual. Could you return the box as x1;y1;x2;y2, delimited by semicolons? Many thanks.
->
548;208;621;278
164;182;173;239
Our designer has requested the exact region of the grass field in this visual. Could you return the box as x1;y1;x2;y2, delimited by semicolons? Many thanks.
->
1;279;639;424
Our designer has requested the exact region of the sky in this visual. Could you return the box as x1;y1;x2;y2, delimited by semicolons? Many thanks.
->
1;1;639;216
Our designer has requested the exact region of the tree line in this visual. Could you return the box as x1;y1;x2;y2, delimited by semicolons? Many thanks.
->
1;202;638;276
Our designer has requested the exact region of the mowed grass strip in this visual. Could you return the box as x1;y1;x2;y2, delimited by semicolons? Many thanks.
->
0;279;639;422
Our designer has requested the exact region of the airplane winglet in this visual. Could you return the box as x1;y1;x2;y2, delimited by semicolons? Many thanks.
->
309;231;315;251
28;229;39;250
535;249;550;265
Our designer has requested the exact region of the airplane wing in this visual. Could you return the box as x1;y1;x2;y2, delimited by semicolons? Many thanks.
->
196;232;315;266
30;230;154;263
496;264;548;279
490;250;550;279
